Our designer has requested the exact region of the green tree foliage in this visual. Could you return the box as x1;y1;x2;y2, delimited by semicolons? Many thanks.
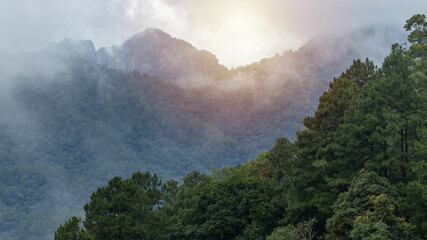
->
350;221;391;240
267;218;316;240
266;137;296;186
83;171;171;240
267;225;299;240
170;171;212;239
325;170;412;240
54;217;93;240
283;59;375;230
398;173;427;239
350;194;414;240
398;14;427;238
334;44;417;184
405;14;427;59
196;175;275;239
327;16;427;238
172;160;279;240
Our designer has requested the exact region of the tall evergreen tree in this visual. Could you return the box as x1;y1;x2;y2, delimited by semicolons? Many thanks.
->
334;44;416;183
398;14;427;239
284;59;375;230
83;171;170;240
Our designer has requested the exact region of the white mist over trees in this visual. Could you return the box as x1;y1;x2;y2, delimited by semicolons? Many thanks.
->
0;23;411;240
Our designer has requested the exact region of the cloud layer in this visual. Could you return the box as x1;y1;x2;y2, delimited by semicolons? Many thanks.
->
1;0;426;67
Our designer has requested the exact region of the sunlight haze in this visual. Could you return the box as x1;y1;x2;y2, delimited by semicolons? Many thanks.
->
0;0;426;66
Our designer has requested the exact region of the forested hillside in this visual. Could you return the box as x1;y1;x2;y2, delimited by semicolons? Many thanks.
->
0;20;409;240
54;14;427;240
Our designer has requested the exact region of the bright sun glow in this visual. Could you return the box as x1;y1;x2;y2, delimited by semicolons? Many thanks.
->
203;0;290;67
124;0;303;67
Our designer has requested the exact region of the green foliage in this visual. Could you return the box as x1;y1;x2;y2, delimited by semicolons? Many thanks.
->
333;42;419;185
170;171;212;239
172;165;279;240
405;14;427;59
267;219;316;240
350;194;414;240
83;171;170;240
350;221;391;240
54;217;93;240
322;18;427;239
326;170;400;239
266;137;296;184
267;225;299;240
0;165;53;240
399;127;427;238
401;15;427;238
281;59;375;232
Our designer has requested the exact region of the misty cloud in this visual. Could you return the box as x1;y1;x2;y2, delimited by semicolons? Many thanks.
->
1;0;426;67
0;2;424;239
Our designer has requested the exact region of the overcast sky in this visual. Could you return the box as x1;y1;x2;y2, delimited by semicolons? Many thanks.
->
1;0;426;67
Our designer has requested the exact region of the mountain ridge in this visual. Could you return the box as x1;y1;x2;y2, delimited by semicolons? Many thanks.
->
45;28;227;82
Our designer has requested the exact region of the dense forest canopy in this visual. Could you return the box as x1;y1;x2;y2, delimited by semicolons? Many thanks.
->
53;14;427;240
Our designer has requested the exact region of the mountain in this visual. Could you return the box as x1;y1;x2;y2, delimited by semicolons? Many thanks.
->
47;28;227;82
0;25;406;240
45;38;97;62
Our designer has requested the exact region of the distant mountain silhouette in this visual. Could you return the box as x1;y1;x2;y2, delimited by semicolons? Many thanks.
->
46;28;227;82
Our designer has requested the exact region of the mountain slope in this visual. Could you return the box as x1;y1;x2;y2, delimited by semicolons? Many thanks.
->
0;25;406;240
